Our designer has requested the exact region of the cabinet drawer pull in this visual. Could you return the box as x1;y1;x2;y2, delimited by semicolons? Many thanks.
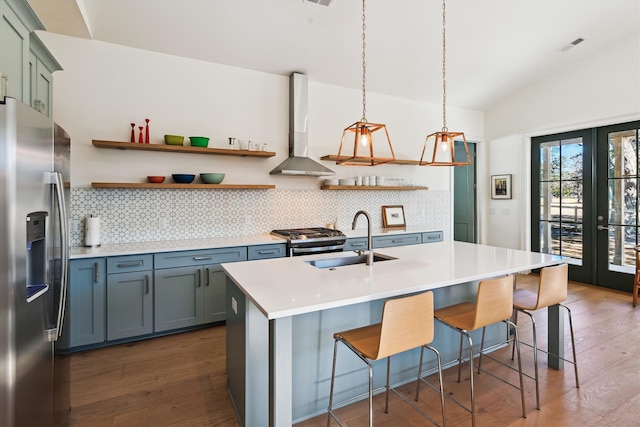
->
145;274;149;294
351;242;366;247
193;256;212;261
197;269;202;287
117;261;143;268
94;262;99;283
258;250;277;255
205;268;210;286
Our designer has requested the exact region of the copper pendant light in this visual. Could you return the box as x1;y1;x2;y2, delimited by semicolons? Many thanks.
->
336;0;395;166
419;0;471;167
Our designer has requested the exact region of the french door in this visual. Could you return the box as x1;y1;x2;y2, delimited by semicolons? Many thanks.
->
532;120;640;290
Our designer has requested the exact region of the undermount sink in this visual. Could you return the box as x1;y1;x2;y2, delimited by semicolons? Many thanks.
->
305;252;397;269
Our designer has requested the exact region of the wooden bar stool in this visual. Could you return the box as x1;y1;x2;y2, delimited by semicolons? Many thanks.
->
633;245;640;307
512;263;579;409
327;291;446;427
434;275;525;427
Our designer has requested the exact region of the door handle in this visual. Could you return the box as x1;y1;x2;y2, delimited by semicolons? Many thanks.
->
197;269;202;287
204;268;210;286
597;225;609;231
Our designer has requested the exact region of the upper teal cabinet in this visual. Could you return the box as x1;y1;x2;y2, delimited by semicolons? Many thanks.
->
0;0;61;115
29;33;60;117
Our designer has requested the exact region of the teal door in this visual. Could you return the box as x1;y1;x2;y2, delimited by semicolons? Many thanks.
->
454;141;476;243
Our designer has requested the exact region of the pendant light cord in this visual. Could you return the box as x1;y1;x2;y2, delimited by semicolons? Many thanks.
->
441;0;447;132
361;0;367;122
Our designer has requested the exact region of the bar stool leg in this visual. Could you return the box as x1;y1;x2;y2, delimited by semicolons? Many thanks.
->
457;333;464;382
507;320;527;418
563;304;580;388
385;357;391;413
327;339;339;427
478;327;487;374
463;332;476;427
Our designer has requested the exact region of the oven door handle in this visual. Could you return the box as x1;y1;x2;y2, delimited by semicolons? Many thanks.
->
291;244;345;256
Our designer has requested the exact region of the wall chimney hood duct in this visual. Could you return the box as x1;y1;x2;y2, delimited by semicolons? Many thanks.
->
270;73;335;176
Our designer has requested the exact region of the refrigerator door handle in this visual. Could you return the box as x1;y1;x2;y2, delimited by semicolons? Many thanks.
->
47;171;69;342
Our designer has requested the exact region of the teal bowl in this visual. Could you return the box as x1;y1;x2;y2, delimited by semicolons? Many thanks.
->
172;174;195;183
189;136;210;147
200;173;225;184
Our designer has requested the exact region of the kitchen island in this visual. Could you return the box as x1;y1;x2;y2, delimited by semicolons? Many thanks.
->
222;241;565;426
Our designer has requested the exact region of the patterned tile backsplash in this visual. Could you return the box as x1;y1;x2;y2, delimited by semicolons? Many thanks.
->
69;188;450;246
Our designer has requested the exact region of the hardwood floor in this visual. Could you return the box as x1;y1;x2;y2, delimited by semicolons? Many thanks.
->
68;275;640;426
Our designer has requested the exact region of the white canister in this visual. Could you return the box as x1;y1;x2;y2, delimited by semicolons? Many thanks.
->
363;176;370;186
377;176;385;186
84;215;101;247
355;176;363;186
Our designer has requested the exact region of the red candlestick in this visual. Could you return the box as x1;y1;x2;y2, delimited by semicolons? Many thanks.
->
138;126;144;143
145;118;150;144
130;123;136;143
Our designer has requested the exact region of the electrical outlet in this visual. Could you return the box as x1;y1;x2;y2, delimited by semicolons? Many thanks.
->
420;209;426;217
232;297;238;314
159;218;168;228
70;219;80;233
244;215;252;225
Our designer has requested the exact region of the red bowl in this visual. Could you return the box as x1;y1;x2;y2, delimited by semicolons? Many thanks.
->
147;176;165;183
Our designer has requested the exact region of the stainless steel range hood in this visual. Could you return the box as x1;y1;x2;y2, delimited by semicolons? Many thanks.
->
270;73;335;176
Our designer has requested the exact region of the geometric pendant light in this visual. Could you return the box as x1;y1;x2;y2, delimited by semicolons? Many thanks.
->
419;0;471;166
336;0;396;166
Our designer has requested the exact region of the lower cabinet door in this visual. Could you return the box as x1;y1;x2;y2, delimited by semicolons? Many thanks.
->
68;258;106;347
203;266;226;323
154;266;203;332
106;271;153;340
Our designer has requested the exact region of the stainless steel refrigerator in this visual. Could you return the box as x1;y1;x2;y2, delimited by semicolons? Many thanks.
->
0;97;70;426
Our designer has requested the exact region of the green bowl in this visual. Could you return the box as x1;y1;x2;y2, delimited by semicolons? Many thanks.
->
164;134;184;145
200;173;225;184
189;136;210;147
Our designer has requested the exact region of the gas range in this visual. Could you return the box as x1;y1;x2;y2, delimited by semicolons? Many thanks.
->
271;227;346;256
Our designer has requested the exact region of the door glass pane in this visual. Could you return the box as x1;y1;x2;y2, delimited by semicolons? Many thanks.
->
561;223;582;265
607;129;638;272
540;142;560;181
539;221;559;255
608;129;638;178
539;182;557;221
538;139;583;261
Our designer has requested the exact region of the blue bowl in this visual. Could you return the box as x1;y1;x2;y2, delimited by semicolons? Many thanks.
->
172;174;195;184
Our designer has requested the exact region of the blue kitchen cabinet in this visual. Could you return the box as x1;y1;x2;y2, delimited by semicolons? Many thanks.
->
28;34;61;117
0;0;29;102
344;238;368;252
0;0;61;110
106;254;154;340
67;258;106;347
372;233;422;248
154;247;247;332
247;243;287;260
422;231;444;243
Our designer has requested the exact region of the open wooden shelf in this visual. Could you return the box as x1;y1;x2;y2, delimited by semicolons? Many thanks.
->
93;140;276;158
91;182;275;190
320;155;421;166
320;185;428;191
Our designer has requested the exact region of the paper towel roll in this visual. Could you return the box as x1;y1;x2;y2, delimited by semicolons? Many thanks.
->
85;215;101;247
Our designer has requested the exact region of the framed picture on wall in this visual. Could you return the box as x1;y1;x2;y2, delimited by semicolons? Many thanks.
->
382;205;406;228
491;174;512;199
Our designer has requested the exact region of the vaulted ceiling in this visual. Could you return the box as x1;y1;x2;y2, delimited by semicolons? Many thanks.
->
28;0;640;111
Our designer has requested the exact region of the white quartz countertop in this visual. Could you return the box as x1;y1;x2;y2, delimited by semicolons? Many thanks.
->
69;226;441;259
69;234;286;258
222;241;565;320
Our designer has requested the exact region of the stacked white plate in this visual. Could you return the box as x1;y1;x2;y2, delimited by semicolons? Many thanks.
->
339;179;356;186
324;179;339;186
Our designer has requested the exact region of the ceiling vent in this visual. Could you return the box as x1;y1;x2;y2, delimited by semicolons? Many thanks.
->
305;0;333;7
561;37;585;52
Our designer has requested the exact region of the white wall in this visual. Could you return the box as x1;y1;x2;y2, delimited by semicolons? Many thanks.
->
35;32;485;244
483;30;640;250
38;32;483;190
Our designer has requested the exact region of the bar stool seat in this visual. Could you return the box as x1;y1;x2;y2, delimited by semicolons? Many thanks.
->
327;291;446;427
512;263;579;410
633;245;640;307
434;275;525;427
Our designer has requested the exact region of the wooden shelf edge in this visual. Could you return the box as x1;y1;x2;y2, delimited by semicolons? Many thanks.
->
91;182;276;190
320;185;428;191
320;154;421;166
92;140;276;158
